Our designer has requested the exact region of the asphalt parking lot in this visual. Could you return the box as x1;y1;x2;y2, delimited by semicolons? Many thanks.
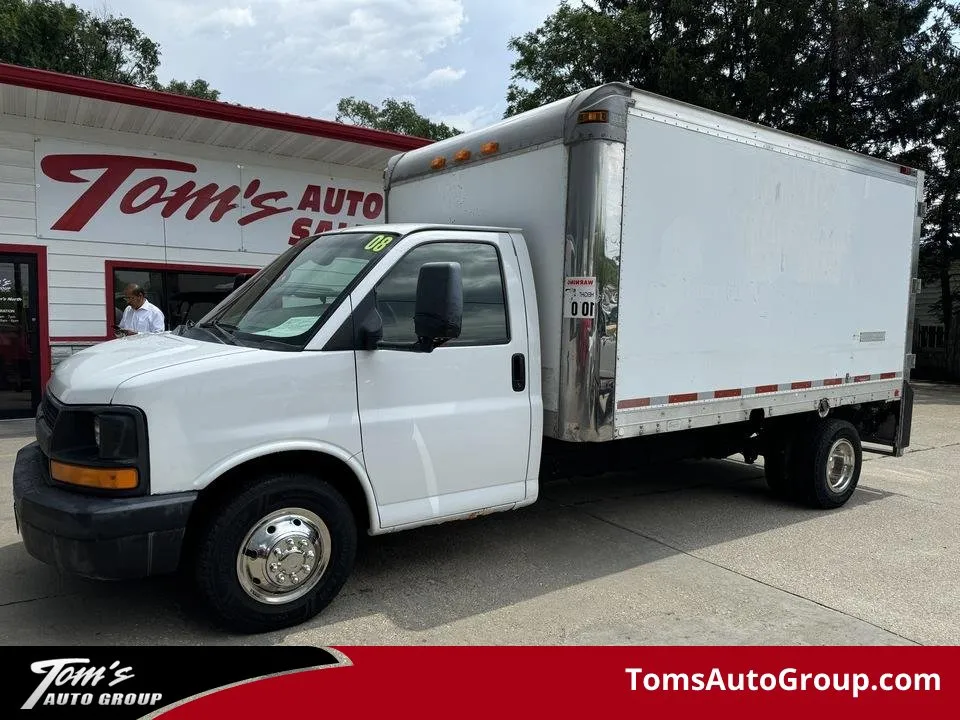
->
0;381;957;647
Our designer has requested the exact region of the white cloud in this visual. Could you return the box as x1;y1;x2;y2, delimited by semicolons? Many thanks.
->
172;5;257;33
68;0;559;127
251;0;466;87
209;7;256;27
417;67;466;88
435;105;502;132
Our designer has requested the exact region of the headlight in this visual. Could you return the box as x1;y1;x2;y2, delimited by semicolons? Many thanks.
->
47;405;148;494
94;413;139;460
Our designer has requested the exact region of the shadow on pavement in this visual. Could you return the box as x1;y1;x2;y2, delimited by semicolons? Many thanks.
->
0;456;891;644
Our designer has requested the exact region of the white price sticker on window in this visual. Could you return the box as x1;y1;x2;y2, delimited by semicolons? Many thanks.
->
564;276;598;319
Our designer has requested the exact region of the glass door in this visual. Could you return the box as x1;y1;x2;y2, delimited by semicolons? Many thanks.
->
0;254;40;419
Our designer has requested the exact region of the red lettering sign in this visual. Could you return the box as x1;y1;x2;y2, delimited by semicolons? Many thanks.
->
40;153;385;234
41;155;195;231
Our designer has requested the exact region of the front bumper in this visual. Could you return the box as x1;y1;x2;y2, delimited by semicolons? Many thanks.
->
12;442;197;580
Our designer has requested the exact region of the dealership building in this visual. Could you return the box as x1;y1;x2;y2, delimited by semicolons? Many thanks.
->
0;63;430;419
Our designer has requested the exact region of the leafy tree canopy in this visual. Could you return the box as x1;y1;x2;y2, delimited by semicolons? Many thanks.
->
0;0;219;99
336;96;460;141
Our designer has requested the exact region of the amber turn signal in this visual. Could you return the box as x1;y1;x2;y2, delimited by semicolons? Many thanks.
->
480;141;500;155
430;156;446;170
453;149;472;162
51;461;138;490
577;110;609;124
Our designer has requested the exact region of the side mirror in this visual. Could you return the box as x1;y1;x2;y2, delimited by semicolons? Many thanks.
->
414;262;463;352
359;308;383;351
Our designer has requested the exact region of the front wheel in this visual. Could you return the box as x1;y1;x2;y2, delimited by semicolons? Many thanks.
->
192;473;357;633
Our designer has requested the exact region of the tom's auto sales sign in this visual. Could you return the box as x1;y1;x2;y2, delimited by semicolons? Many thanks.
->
34;137;385;255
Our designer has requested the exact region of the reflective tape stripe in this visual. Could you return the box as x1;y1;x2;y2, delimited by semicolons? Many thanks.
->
616;371;903;411
714;389;742;399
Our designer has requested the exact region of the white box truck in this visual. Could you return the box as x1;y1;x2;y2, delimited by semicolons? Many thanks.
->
13;83;924;632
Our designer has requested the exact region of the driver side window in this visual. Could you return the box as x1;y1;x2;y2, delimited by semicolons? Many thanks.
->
375;241;509;346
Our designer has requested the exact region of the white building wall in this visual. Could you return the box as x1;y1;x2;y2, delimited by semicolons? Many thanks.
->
0;114;386;371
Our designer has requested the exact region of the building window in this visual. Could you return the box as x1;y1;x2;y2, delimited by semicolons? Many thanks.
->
112;266;253;331
918;324;945;350
373;241;510;346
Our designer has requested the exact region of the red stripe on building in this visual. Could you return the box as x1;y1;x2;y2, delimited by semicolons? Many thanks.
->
823;378;843;386
617;397;651;410
791;381;813;390
714;389;742;399
668;393;699;404
880;372;897;380
853;375;872;382
755;385;778;394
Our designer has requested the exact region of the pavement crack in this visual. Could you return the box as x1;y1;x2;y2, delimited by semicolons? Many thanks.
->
570;506;924;646
902;442;960;456
0;592;77;608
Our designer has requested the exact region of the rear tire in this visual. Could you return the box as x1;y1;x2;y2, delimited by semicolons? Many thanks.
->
192;472;357;633
791;419;863;509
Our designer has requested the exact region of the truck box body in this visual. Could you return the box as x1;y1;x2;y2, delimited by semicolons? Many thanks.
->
384;83;923;448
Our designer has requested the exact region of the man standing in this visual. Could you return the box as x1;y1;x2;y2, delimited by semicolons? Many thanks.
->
117;284;165;336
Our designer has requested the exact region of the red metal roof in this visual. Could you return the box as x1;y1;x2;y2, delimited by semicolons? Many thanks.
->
0;62;433;152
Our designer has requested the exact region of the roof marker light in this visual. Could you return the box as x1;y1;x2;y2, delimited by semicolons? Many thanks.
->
578;110;609;124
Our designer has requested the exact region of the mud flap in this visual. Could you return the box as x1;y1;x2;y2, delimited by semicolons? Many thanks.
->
893;381;914;456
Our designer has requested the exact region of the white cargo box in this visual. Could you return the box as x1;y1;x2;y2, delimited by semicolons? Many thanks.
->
385;83;923;445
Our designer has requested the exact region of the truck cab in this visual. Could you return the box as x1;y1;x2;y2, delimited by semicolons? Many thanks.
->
14;224;542;633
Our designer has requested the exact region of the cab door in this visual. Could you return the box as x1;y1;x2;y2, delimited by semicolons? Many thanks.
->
352;231;532;529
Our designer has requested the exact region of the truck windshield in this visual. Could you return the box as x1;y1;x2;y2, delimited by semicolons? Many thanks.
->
195;230;399;350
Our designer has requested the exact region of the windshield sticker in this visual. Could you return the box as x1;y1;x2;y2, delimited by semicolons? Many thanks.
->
364;234;395;252
253;316;319;337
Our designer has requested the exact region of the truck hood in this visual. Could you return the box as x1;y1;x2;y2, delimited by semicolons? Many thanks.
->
48;333;255;405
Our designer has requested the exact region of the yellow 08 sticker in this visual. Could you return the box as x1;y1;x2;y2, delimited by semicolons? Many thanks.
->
364;234;394;252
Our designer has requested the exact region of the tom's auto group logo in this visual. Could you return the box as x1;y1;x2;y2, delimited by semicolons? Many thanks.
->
21;658;161;710
9;647;345;720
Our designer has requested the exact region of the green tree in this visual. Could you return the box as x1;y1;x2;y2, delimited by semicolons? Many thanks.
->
154;78;220;101
903;1;960;373
336;96;461;141
0;0;219;100
506;0;960;376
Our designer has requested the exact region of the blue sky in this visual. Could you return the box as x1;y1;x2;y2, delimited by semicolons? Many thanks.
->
74;0;563;132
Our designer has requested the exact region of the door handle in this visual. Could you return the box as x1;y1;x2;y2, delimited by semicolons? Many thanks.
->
511;353;526;392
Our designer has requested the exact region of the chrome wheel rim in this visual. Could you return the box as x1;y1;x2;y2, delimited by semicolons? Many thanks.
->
236;508;332;605
826;439;856;494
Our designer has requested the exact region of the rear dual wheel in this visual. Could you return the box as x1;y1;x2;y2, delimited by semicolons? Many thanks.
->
763;418;862;509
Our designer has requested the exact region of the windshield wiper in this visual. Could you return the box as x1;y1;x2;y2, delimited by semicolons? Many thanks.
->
198;320;238;345
236;335;300;351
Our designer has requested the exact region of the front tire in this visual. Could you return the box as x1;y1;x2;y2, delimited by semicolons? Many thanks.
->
192;473;357;633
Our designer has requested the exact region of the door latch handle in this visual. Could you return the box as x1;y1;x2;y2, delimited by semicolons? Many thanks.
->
511;353;526;392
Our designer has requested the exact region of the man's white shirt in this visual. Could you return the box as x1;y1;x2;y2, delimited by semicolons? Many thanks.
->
120;299;165;334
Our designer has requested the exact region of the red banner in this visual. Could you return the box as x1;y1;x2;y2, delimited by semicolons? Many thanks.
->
150;646;954;719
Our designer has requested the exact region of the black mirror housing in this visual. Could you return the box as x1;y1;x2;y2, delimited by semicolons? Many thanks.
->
359;308;384;351
414;262;463;349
